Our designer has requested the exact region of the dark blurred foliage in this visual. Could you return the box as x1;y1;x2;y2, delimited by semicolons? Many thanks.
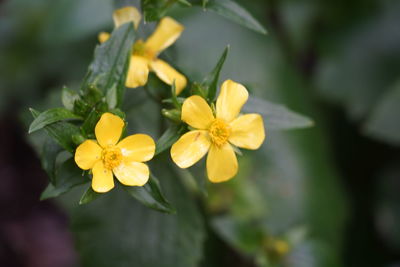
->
1;0;400;266
0;118;77;267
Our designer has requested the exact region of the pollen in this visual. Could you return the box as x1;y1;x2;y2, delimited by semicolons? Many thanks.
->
102;146;122;170
208;118;231;147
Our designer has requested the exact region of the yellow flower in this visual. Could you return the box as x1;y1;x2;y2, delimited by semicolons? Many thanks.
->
171;80;265;182
74;113;155;193
99;6;187;94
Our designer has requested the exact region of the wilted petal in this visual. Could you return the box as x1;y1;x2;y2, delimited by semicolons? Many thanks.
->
113;6;141;29
126;55;150;88
150;59;187;94
145;17;184;54
98;32;110;43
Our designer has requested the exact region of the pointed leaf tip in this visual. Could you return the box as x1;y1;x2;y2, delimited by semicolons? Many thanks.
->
124;174;176;214
203;45;229;102
243;97;314;130
79;186;103;205
195;0;267;35
29;108;82;134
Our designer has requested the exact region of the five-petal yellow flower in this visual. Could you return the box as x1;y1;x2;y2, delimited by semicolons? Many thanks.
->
99;6;187;94
171;80;265;182
74;113;155;193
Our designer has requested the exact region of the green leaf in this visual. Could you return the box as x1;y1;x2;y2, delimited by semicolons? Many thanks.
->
82;85;103;106
62;86;80;110
243;97;314;130
141;0;178;21
170;82;181;108
192;0;267;35
203;45;229;102
123;174;175;213
81;108;102;137
41;139;63;185
79;186;103;205
73;99;92;117
155;124;185;155
30;109;81;153
191;82;207;99
211;215;264;254
29;107;82;133
83;22;135;107
40;158;88;200
181;167;208;197
69;163;204;267
162;97;185;106
374;164;400;250
161;108;181;123
364;82;400;145
285;226;308;248
109;108;126;120
177;0;191;7
106;84;118;109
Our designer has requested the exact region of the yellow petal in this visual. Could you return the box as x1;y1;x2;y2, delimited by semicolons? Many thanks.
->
113;161;149;186
95;113;124;148
113;6;141;29
181;96;214;129
206;143;238;183
74;140;102;170
92;161;114;193
216;80;249;122
117;134;155;162
150;59;187;94
171;130;211;168
126;55;150;88
98;32;110;43
229;114;265;149
145;17;184;55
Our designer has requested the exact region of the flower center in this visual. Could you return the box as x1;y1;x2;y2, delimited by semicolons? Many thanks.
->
133;40;155;59
102;146;122;170
208;119;231;147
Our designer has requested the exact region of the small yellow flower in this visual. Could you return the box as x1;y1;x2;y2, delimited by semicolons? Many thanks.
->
274;240;290;255
171;80;265;182
99;6;187;94
74;113;155;193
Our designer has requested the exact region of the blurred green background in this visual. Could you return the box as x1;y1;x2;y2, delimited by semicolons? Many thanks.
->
1;0;400;266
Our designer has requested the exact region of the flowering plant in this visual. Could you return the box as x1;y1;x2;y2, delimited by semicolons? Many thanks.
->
28;2;314;266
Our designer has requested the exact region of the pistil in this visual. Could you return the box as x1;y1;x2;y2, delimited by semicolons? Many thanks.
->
102;146;122;170
208;118;231;147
